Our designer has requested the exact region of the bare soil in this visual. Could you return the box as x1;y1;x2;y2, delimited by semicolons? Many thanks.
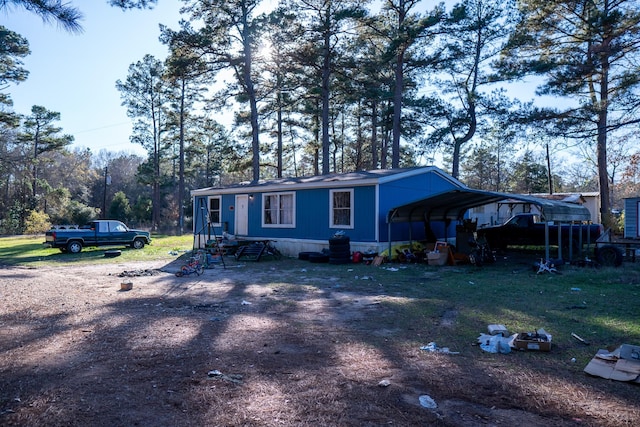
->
1;257;638;426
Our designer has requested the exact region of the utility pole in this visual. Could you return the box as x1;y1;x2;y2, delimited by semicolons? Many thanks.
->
103;167;111;218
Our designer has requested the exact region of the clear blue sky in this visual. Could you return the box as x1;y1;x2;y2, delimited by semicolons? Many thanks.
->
3;1;183;157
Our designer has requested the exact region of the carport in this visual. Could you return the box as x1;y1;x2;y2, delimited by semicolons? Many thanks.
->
386;188;592;261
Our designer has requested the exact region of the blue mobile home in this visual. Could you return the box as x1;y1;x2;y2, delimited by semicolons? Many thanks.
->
191;166;465;256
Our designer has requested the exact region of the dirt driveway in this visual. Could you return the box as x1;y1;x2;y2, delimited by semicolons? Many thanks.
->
0;257;638;426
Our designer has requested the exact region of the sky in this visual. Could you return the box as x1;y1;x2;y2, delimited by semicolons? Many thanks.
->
3;1;184;157
3;1;557;166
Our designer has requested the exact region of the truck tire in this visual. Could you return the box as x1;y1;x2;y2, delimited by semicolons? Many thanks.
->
596;245;623;267
131;238;146;249
66;240;83;254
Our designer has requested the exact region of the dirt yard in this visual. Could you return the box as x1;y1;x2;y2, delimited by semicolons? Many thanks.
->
1;257;638;426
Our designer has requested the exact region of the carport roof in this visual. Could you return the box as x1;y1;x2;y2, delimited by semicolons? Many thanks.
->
387;188;592;223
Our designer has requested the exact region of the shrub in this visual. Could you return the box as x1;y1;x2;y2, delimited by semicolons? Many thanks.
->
24;210;51;234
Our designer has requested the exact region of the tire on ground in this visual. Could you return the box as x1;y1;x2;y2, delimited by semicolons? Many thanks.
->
596;244;624;267
298;251;315;260
308;252;329;263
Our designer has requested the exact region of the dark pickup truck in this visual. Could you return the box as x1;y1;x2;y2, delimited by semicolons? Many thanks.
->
44;220;151;254
477;213;603;252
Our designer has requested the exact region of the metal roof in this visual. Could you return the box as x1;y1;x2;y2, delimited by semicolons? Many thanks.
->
191;166;463;196
387;188;592;223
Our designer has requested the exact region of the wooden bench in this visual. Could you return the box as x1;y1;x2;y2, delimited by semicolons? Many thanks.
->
234;242;267;261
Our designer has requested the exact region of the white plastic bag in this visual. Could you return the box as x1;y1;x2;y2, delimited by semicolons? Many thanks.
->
478;333;511;354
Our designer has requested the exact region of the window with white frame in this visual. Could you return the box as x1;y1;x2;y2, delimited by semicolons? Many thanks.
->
330;189;353;228
262;192;295;227
209;196;221;225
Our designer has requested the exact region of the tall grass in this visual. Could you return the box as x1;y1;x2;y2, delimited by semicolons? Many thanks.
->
0;234;194;266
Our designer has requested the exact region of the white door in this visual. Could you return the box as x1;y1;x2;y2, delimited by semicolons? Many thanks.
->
235;194;249;236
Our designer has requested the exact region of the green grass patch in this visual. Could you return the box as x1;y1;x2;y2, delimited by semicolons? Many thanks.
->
283;258;640;360
0;234;194;266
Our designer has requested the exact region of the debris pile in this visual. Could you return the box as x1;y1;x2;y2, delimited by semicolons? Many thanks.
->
117;269;161;277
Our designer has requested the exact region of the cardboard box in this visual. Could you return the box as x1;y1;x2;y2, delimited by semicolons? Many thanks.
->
488;324;508;337
584;345;640;382
427;252;448;266
513;330;552;351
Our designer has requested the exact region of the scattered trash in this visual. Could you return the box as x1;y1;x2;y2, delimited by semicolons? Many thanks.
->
571;332;590;345
571;358;577;363
418;395;437;409
207;369;243;384
468;281;475;285
378;379;391;387
371;255;384;266
168;250;179;256
383;267;399;272
420;342;460;355
478;333;512;354
117;269;160;277
584;344;640;383
535;258;561;274
241;300;252;305
120;281;133;291
571;287;581;292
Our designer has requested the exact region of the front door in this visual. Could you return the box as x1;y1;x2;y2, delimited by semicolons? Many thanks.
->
235;194;249;236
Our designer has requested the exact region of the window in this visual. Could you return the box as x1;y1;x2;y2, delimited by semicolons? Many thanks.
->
262;192;295;227
330;189;353;228
110;221;127;232
209;196;221;225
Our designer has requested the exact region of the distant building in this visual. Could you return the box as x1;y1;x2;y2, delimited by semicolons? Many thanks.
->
469;192;600;227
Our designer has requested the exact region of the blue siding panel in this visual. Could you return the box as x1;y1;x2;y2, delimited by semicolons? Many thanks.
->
378;171;460;242
353;186;377;241
193;194;235;239
295;188;330;240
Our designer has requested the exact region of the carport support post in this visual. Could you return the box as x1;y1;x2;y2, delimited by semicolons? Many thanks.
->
545;221;550;261
557;222;562;261
569;223;574;260
388;220;392;261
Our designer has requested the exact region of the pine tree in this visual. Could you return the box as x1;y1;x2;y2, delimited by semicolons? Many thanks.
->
499;0;640;226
